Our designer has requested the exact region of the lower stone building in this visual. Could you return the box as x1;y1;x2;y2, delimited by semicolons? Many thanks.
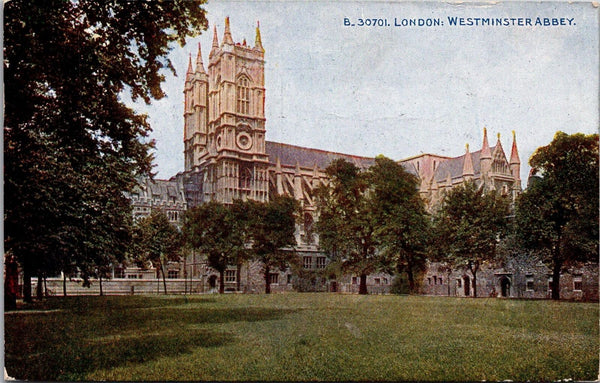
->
422;261;599;301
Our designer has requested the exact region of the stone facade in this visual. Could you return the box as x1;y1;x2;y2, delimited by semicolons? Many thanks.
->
124;18;595;300
422;262;599;301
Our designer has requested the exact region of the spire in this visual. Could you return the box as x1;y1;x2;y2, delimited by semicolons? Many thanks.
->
195;42;206;73
462;143;474;177
481;127;491;159
510;130;520;165
254;20;264;52
495;132;504;153
209;24;219;58
185;53;193;82
223;16;234;45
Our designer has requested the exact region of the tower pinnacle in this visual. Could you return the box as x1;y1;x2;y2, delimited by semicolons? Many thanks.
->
254;20;264;52
481;127;491;159
195;42;206;73
462;142;474;177
209;25;219;58
185;53;193;82
223;16;234;45
510;130;520;165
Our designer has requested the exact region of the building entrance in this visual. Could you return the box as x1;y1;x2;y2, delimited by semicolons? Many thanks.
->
500;276;511;297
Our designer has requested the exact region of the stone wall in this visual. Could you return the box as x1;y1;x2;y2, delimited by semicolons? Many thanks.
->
421;261;598;301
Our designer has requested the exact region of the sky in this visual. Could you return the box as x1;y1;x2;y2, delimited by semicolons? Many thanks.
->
127;1;599;185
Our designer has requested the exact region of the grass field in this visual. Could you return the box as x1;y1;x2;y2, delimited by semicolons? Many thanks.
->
5;293;598;381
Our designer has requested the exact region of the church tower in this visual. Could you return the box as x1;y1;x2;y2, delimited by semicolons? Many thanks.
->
184;44;209;172
193;18;269;203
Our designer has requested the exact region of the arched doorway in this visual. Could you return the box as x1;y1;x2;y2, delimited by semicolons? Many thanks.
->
208;275;218;289
500;276;511;297
330;281;338;293
463;275;470;296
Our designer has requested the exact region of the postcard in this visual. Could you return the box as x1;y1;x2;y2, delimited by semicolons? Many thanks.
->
4;1;598;381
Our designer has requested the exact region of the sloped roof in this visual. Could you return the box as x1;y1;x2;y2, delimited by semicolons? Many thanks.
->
432;146;496;182
266;141;375;170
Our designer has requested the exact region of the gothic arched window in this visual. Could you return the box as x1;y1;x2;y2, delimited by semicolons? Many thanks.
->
239;166;253;190
237;76;250;115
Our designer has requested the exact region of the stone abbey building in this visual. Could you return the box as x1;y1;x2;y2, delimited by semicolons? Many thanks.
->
122;18;597;299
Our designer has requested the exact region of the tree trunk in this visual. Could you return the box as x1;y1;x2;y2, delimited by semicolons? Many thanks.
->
468;261;479;298
219;269;225;294
63;272;67;297
551;261;562;300
36;274;43;300
44;275;48;297
359;273;368;295
236;263;242;292
23;265;33;303
4;256;19;311
406;268;415;294
447;270;452;296
160;262;168;295
264;264;271;294
99;275;103;296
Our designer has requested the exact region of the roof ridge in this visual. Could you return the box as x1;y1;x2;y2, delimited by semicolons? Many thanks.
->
266;141;375;161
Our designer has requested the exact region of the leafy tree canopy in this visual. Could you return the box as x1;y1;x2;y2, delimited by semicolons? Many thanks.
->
315;159;377;294
4;1;207;301
369;156;431;293
516;131;598;299
433;181;511;297
248;195;299;293
183;200;252;293
131;210;182;294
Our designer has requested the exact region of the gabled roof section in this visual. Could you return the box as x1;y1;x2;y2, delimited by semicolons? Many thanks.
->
432;146;497;182
266;141;375;170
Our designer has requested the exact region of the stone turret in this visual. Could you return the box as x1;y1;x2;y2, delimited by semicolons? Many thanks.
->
509;130;522;196
480;127;492;175
462;143;474;180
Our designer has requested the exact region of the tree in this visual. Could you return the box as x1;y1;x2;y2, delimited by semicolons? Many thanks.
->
4;1;207;302
315;159;378;295
131;211;183;294
369;156;431;294
249;196;299;294
184;200;251;294
434;182;510;297
516;132;598;300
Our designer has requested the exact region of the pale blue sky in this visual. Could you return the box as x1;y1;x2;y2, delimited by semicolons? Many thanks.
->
127;1;599;185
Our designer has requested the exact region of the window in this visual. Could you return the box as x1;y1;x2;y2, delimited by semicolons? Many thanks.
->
127;274;138;279
269;273;279;285
225;270;236;283
374;278;381;285
303;256;313;269
167;270;179;279
383;278;388;285
433;276;437;284
548;277;553;291
303;213;314;244
526;275;534;291
316;257;326;269
114;267;125;279
457;279;462;288
237;76;250;115
573;276;582;291
428;277;432;285
351;276;358;285
287;274;292;284
439;277;443;285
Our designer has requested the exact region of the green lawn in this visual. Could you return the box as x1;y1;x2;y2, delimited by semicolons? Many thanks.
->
5;293;598;381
